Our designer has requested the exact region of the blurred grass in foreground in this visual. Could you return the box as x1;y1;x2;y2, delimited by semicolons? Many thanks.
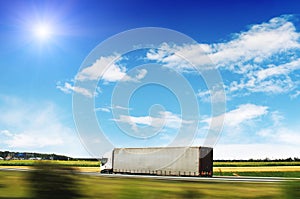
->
28;162;82;199
284;180;300;199
0;166;299;199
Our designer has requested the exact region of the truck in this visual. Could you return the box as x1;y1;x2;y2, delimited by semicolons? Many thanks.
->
100;146;213;177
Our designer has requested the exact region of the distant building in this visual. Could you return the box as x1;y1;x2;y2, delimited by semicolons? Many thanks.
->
29;157;42;160
5;155;12;160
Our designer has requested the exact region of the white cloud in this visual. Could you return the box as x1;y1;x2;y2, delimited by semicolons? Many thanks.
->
95;107;110;112
113;105;131;110
228;58;300;95
0;101;69;148
57;59;148;97
257;127;300;146
195;105;299;159
147;16;300;71
229;76;295;94
197;88;227;103
197;90;210;101
57;16;300;100
135;69;148;80
146;43;211;72
113;111;194;132
209;16;300;71
95;105;132;113
270;111;284;126
0;130;13;137
225;104;268;127
146;16;300;96
214;144;300;160
256;111;300;146
120;68;148;83
197;104;300;157
0;96;89;157
76;55;123;82
5;130;64;148
202;104;268;129
56;82;95;98
290;90;300;99
76;55;147;83
256;59;300;81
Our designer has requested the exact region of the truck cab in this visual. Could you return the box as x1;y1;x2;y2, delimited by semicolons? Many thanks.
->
100;155;113;173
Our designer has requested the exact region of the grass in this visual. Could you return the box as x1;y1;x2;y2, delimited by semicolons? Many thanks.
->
80;175;285;199
213;166;300;177
212;162;300;178
0;170;294;199
214;171;300;178
1;160;300;178
214;161;300;167
0;160;100;167
214;166;300;172
2;160;299;167
0;171;29;198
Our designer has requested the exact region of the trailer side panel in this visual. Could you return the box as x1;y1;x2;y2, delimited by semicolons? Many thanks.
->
113;146;212;176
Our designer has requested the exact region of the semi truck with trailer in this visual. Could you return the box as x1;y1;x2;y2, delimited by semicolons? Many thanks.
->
100;146;213;177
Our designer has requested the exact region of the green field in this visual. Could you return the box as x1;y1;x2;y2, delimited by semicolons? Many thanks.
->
1;160;300;178
213;171;300;178
0;170;299;199
0;160;100;167
1;160;300;167
214;161;300;167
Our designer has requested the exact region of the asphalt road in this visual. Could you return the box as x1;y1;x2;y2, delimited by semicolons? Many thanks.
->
1;167;298;183
90;173;291;182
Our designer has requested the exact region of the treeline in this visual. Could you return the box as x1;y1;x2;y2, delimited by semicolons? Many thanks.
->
0;151;72;160
0;151;99;161
214;157;300;162
1;150;299;162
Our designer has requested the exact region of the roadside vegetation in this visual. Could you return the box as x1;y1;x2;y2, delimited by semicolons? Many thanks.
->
0;160;100;167
0;160;299;198
214;161;300;167
1;160;300;178
213;161;300;178
214;171;300;178
1;160;300;167
1;169;299;199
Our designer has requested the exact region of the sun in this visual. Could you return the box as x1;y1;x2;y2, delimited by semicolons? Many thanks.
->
34;24;53;40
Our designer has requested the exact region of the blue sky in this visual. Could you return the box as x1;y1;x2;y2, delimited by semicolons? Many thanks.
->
0;0;300;159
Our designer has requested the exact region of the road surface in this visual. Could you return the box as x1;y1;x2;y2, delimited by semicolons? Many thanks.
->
1;167;298;183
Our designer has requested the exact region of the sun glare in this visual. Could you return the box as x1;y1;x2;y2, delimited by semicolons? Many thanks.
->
34;24;52;40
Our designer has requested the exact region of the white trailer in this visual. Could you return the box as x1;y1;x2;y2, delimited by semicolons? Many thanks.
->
108;146;213;177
